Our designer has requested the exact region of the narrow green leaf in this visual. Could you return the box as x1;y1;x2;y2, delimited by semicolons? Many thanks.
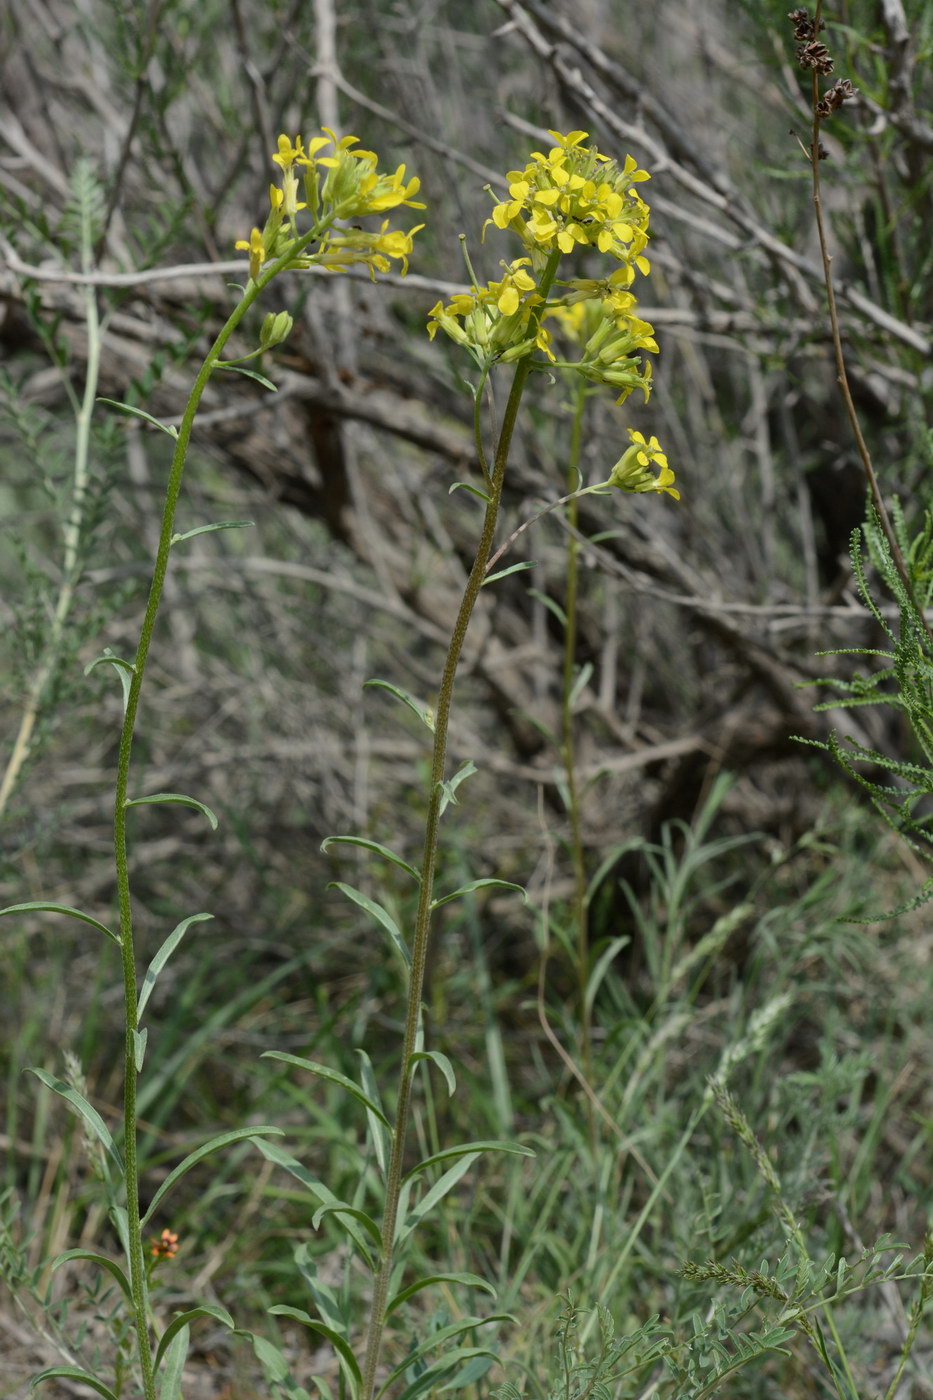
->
97;398;178;438
396;1155;478;1244
50;1249;132;1302
133;1027;148;1073
293;1243;348;1332
0;901;119;945
403;1139;535;1182
28;1070;121;1172
449;481;491;503
138;913;213;1020
363;679;434;731
32;1369;117;1400
141;1127;284;1226
171;520;254;545
386;1271;497;1317
311;1202;383;1252
431;878;525;911
268;1309;361;1400
154;1306;234;1370
584;935;630;1019
321;836;420;883
262;1052;391;1126
356;1049;391;1178
255;1140;374;1266
158;1325;189;1400
217;364;278;390
568;661;593;710
435;1355;495;1393
329;883;410;967
483;560;537;586
381;1347;500;1400
84;652;135;712
125;792;218;830
410;1049;456;1096
526;588;567;627
437;759;477;816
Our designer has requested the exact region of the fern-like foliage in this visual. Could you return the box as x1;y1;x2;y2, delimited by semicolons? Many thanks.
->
800;504;933;916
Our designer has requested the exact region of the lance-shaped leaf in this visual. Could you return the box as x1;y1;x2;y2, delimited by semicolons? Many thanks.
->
380;1345;503;1400
363;679;434;731
84;652;135;711
141;1126;284;1226
0;901;119;946
395;1154;479;1246
437;759;477;816
449;481;491;503
31;1368;117;1400
255;1139;376;1267
320;835;421;883
431;878;525;912
158;1325;188;1400
97;398;178;438
483;559;537;586
125;793;218;830
268;1309;361;1400
311;1202;382;1253
356;1049;391;1177
138;913;213;1019
410;1049;456;1097
403;1139;535;1183
329;883;409;967
154;1305;235;1370
28;1070;122;1174
262;1053;391;1127
171;520;254;545
50;1249;132;1302
386;1271;497;1318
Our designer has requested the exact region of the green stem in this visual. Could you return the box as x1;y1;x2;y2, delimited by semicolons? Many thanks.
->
110;226;321;1400
559;381;596;1150
360;252;561;1400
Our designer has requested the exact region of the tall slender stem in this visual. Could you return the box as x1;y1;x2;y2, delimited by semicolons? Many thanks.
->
109;231;319;1400
360;253;561;1400
559;382;596;1150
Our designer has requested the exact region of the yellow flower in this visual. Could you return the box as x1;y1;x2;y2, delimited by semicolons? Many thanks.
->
235;226;265;281
272;134;305;170
609;429;679;499
485;130;653;274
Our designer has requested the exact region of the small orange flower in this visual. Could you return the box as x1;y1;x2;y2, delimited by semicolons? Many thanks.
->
150;1228;179;1259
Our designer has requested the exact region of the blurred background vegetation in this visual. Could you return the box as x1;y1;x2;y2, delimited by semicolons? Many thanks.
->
1;0;932;1396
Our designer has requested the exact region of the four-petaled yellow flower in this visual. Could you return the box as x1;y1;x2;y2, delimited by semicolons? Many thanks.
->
235;226;265;281
609;430;679;499
485;128;652;276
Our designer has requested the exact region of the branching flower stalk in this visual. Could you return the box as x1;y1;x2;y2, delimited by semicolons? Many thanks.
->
359;128;677;1398
358;252;561;1400
105;131;425;1400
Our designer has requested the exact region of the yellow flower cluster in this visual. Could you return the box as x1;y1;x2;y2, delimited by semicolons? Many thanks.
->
486;130;651;273
428;128;674;498
609;430;679;500
427;259;554;364
236;129;424;282
546;295;657;404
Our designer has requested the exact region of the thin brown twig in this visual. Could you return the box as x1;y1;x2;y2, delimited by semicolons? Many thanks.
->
806;2;933;644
